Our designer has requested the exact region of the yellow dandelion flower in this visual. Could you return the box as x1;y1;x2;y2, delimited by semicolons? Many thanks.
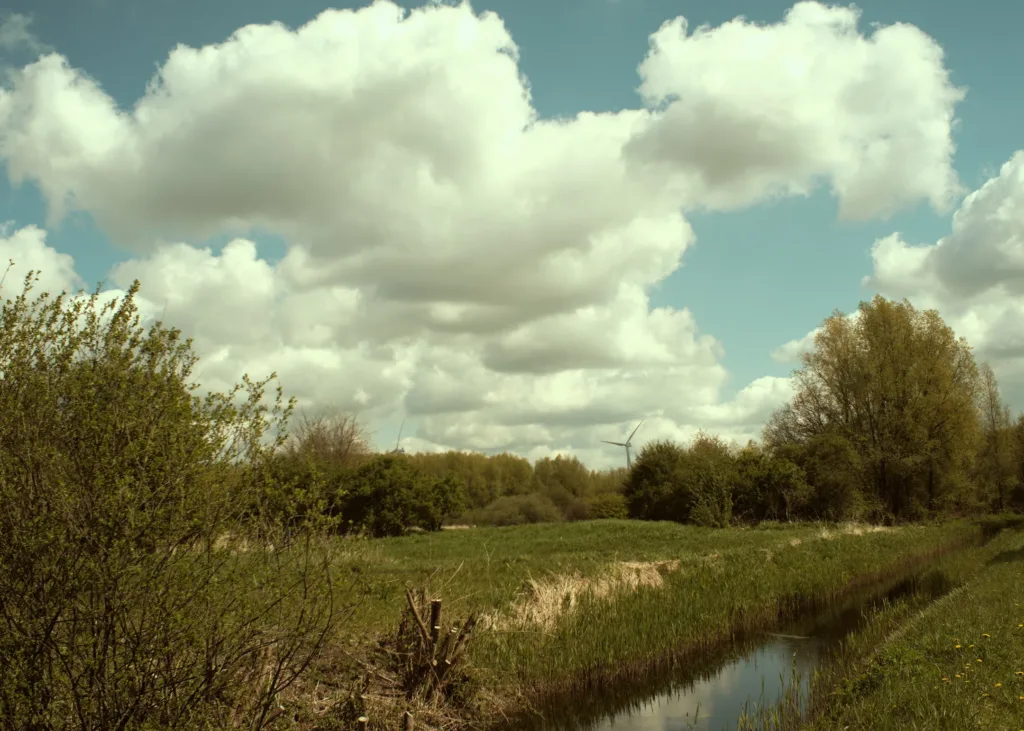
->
983;692;989;697
983;633;990;638
955;643;962;649
995;683;1002;688
977;658;984;663
969;643;975;648
955;673;962;678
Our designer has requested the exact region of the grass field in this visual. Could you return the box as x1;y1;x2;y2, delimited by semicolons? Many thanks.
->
294;518;989;728
793;523;1024;731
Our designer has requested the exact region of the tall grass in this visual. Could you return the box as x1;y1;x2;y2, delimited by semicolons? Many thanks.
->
473;521;979;722
309;519;984;727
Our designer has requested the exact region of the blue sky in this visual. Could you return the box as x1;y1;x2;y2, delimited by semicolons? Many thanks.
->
0;0;1021;464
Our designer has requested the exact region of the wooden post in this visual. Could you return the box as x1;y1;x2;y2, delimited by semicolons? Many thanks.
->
429;599;442;650
357;717;368;729
403;710;415;730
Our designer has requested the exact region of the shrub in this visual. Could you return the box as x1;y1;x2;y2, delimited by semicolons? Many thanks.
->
734;445;812;522
623;439;690;522
256;452;348;531
0;268;337;730
468;493;563;527
336;454;465;537
683;433;735;527
583;491;629;520
781;433;869;521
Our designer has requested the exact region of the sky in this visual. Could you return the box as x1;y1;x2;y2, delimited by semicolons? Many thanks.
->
0;0;1021;469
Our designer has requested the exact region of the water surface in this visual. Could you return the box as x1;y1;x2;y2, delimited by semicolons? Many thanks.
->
521;572;951;731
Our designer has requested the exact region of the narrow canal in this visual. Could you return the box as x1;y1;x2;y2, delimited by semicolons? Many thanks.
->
519;570;954;731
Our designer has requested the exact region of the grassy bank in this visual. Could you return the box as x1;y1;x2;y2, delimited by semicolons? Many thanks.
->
791;522;1024;730
287;519;985;728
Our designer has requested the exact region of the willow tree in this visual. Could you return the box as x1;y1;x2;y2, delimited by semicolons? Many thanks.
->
765;296;981;521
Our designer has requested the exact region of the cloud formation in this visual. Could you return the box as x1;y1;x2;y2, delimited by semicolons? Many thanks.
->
0;13;51;58
626;1;965;219
864;151;1024;405
0;2;967;465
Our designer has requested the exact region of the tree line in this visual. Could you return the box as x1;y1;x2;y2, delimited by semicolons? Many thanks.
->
262;296;1024;532
259;415;629;535
625;296;1024;526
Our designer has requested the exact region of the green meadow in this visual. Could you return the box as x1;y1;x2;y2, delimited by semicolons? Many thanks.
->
296;518;991;728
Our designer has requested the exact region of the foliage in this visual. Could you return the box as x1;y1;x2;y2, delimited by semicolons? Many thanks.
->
338;454;465;537
624;434;735;526
765;296;985;522
623;439;691;522
583;491;629;520
0;267;337;730
405;451;626;524
782;432;871;521
467;492;564;527
974;362;1018;511
733;443;812;522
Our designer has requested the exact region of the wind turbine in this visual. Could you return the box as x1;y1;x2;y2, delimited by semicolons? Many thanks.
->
602;420;644;469
390;418;407;454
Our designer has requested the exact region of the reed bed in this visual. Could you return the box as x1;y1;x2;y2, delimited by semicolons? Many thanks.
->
470;521;981;724
301;518;987;728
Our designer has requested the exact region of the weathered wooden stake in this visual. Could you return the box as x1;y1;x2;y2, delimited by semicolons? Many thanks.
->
429;599;442;649
403;710;416;730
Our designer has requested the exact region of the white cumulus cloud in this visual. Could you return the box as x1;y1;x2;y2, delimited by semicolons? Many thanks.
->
864;151;1024;407
0;1;967;466
627;1;964;218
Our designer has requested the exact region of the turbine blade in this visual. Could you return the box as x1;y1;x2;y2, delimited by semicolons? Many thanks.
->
395;417;406;450
601;440;627;446
627;419;644;442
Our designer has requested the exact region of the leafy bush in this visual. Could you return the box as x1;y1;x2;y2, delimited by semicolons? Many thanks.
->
780;432;870;521
734;444;812;522
623;439;691;522
583;491;629;520
625;434;735;526
468;493;563;527
0;269;337;730
336;454;465;537
684;433;735;527
256;452;347;532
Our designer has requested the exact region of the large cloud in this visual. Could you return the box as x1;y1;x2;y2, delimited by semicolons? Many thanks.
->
863;151;1024;405
0;1;965;465
626;1;964;218
775;151;1024;409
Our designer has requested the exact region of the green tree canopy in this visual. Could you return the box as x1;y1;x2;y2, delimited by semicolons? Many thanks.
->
765;295;981;521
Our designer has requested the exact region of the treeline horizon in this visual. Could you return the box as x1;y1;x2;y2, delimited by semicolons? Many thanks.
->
276;296;1024;530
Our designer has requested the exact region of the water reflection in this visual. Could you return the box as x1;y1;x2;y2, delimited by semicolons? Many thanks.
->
522;571;953;731
593;635;816;731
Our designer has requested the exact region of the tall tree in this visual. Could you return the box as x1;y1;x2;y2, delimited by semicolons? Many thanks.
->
765;296;980;521
976;363;1016;510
